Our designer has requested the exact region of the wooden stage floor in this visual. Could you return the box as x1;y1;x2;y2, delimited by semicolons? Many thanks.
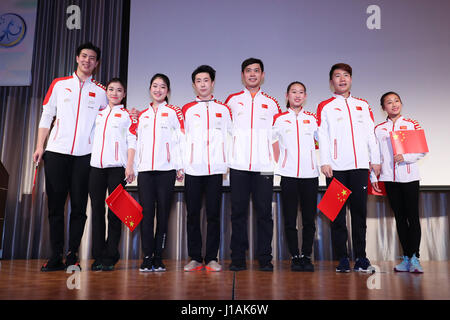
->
0;259;449;301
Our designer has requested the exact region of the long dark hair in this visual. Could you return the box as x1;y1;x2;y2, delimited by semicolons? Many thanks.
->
286;81;306;108
150;73;171;103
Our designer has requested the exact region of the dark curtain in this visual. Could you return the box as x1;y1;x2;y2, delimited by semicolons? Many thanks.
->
0;0;129;259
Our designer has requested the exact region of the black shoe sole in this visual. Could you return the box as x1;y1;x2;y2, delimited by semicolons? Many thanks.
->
229;265;247;271
41;265;66;272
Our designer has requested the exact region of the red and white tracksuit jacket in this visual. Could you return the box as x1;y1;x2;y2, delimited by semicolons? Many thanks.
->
136;102;184;172
182;97;233;176
272;108;319;178
370;116;426;183
90;104;137;169
317;93;380;170
225;88;282;172
38;72;108;156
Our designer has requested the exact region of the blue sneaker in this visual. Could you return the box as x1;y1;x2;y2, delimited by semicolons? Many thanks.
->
394;256;410;272
336;257;350;273
409;254;423;273
354;257;375;273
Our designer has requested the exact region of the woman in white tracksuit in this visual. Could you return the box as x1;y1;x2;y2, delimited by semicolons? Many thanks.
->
272;81;319;272
370;91;427;273
136;73;184;272
89;78;137;271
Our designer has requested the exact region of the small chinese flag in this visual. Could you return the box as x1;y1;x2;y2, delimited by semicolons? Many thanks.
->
390;129;428;156
106;184;143;232
318;178;351;222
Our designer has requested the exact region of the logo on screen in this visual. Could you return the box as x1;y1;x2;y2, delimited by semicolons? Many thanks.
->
0;13;27;48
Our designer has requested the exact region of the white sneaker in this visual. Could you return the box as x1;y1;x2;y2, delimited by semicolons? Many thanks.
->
205;260;222;272
184;260;204;272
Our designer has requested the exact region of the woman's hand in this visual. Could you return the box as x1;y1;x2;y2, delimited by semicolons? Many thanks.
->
371;181;382;193
125;165;135;184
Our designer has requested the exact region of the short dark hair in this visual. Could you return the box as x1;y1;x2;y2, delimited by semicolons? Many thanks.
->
380;91;402;109
329;63;352;80
76;42;101;61
192;65;216;83
241;58;264;73
286;81;307;108
150;73;171;103
106;77;127;107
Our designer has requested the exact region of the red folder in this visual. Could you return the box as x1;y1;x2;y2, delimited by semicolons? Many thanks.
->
318;178;352;222
390;129;428;156
106;184;143;232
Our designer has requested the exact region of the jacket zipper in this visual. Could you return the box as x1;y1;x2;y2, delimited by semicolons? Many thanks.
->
249;96;254;170
206;102;211;174
70;80;85;154
152;106;157;170
296;115;300;177
100;107;112;168
344;99;358;168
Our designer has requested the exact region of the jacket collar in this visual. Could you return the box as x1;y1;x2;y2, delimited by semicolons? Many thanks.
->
287;107;303;116
195;95;214;102
73;71;93;83
107;104;124;111
243;87;261;98
386;115;403;123
333;92;352;100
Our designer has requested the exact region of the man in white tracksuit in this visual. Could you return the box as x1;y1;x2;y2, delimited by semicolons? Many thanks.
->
225;58;282;271
182;65;233;272
317;63;380;273
33;42;108;271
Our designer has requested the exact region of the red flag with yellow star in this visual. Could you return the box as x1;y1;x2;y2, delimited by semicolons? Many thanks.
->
106;184;143;232
390;129;428;156
318;178;351;222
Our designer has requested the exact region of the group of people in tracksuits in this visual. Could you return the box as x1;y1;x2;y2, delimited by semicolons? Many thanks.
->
34;42;427;275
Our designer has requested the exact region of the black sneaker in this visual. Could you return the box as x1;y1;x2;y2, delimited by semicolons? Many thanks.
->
259;261;274;272
65;252;81;270
101;258;115;272
299;255;314;272
291;255;303;272
153;257;166;272
41;255;65;272
336;257;351;273
91;259;103;271
229;260;247;271
354;257;375;273
139;256;153;272
102;264;115;272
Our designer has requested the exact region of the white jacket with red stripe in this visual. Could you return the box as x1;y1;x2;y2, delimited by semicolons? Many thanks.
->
317;93;380;170
136;102;184;172
90;104;137;169
39;72;108;156
182;97;233;176
225;88;282;172
370;116;426;183
272;108;319;178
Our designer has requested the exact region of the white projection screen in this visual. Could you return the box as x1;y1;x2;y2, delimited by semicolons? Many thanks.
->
128;0;450;187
